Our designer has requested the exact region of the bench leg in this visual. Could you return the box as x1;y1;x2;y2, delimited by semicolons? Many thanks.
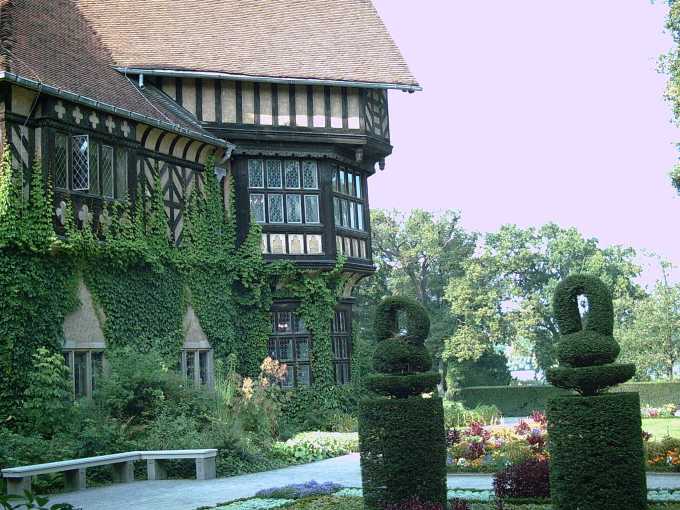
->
195;457;216;480
64;468;87;492
112;460;135;483
6;477;31;496
146;459;167;481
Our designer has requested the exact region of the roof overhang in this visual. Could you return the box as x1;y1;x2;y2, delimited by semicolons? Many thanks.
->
115;67;422;92
0;71;234;150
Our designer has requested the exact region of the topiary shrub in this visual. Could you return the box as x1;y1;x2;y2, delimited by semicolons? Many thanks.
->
545;274;647;510
358;296;446;510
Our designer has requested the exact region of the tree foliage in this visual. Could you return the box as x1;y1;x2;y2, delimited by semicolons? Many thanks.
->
618;261;680;380
444;223;643;373
660;0;680;193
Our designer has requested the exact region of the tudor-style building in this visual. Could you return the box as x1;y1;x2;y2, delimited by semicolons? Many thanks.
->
0;0;419;392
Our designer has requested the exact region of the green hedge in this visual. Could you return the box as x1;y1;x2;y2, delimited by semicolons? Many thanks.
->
547;392;647;510
358;396;447;509
452;382;680;416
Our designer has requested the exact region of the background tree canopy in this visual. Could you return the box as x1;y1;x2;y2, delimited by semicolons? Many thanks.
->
355;211;676;388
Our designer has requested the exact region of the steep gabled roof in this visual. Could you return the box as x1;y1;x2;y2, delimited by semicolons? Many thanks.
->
73;0;419;89
0;0;227;147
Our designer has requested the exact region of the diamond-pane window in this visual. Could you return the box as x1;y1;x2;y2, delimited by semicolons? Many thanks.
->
286;194;302;223
250;193;265;223
304;195;319;223
284;160;300;188
71;135;89;191
268;194;284;223
302;160;318;189
266;160;282;188
115;148;128;199
89;141;99;194
101;145;114;198
248;159;264;188
54;133;68;190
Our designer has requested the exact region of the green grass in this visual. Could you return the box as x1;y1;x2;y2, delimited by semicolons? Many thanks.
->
643;418;680;439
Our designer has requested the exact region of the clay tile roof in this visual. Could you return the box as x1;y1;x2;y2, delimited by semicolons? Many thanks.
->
72;0;419;89
0;0;225;145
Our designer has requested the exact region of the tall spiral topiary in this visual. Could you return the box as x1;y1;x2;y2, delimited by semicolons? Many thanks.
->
358;297;446;510
546;275;647;510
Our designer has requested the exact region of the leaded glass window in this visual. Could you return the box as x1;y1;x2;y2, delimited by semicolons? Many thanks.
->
54;133;68;190
302;160;318;189
334;197;341;226
248;159;264;188
286;194;302;223
268;194;284;223
115;148;128;199
101;145;114;198
284;160;300;188
332;310;351;385
72;135;89;191
332;167;367;234
270;310;313;388
355;175;362;199
266;160;282;188
350;202;356;229
305;195;320;223
357;204;364;230
250;193;266;223
89;141;100;195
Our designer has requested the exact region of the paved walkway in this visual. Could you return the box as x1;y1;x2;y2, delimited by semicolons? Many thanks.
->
48;454;680;510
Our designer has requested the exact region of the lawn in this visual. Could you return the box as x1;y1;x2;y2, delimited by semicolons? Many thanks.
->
643;418;680;439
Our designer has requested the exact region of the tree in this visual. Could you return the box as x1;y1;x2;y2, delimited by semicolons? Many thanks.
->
444;223;643;375
353;209;477;371
618;261;680;380
660;1;680;193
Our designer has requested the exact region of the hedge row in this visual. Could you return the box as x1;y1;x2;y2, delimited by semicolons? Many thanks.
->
452;382;680;416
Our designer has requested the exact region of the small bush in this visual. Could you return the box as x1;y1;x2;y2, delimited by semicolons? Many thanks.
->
493;458;550;500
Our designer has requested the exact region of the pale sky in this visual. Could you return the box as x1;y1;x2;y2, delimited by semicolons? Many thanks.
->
371;1;680;286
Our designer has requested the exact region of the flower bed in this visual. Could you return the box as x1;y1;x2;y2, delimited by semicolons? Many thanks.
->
270;432;358;464
203;485;680;510
642;404;680;419
446;412;549;473
446;411;680;473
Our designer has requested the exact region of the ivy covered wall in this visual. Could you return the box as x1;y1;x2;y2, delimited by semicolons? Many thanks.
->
0;146;347;422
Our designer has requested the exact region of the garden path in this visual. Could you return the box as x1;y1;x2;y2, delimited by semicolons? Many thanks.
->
47;453;680;510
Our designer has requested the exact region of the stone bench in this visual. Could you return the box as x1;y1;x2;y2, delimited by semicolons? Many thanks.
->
1;449;217;495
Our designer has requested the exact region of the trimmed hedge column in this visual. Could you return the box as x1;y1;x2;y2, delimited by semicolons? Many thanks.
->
546;275;647;510
358;297;446;509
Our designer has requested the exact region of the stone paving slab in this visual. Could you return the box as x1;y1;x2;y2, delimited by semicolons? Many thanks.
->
46;454;680;510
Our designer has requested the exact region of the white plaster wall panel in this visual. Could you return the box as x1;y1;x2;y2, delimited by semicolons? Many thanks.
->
277;85;290;126
159;133;174;155
185;141;200;162
348;89;361;129
330;88;343;128
313;86;325;128
11;86;36;116
183;78;197;115
242;82;255;124
63;280;106;347
221;81;237;123
259;83;273;125
294;85;308;127
202;79;216;122
34;127;42;160
135;123;149;142
145;128;162;150
161;77;176;100
289;234;304;254
172;137;191;159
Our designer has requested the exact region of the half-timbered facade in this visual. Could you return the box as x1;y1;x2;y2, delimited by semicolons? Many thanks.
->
0;0;418;390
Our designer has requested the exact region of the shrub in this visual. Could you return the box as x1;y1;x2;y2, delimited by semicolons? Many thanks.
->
545;275;646;510
19;347;73;438
493;458;550;500
359;297;446;509
270;432;358;464
447;350;512;388
382;497;444;510
444;402;501;428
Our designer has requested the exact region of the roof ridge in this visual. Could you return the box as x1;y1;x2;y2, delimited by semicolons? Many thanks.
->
0;0;15;72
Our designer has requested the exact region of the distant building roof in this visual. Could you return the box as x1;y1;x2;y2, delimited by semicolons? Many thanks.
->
73;0;419;90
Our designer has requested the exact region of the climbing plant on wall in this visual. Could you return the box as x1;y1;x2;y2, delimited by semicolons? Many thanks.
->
0;146;352;422
0;148;77;421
